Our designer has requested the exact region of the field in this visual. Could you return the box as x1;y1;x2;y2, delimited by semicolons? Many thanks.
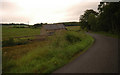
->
66;26;80;31
2;26;94;73
2;26;41;40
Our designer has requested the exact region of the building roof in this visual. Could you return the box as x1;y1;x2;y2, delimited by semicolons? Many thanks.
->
42;24;65;30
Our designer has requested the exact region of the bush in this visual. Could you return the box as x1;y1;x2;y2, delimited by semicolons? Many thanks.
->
50;31;82;48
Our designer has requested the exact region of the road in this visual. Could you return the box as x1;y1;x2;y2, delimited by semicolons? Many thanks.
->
53;32;119;73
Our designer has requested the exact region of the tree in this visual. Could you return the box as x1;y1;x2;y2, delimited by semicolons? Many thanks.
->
34;23;43;28
79;9;98;30
88;14;97;31
97;2;120;33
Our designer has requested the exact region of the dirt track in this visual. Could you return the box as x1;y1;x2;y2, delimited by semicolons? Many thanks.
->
53;32;119;73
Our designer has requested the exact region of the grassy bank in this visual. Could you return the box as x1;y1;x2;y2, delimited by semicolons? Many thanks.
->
92;31;119;38
3;31;94;73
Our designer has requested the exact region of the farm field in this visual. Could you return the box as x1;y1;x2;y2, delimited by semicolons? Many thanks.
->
2;26;41;40
66;26;80;31
2;26;94;73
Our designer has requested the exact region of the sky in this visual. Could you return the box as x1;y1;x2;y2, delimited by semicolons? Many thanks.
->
0;0;101;25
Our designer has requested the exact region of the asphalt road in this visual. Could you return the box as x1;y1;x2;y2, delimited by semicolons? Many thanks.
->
53;32;119;73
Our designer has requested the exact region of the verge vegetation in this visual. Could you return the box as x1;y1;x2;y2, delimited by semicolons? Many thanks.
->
92;31;120;38
3;30;94;73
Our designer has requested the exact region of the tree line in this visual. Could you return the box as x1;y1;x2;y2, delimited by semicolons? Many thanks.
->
1;23;27;26
79;2;120;34
56;22;79;26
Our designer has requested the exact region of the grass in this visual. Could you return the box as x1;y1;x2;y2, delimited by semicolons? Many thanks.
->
2;30;94;73
70;34;94;62
92;31;120;38
66;26;80;31
2;26;41;40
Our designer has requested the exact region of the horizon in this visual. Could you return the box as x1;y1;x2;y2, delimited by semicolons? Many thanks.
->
0;21;80;25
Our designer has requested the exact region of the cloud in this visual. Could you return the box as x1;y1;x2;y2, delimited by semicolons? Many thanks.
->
1;15;31;23
0;0;101;24
0;2;22;13
0;2;32;23
64;2;99;21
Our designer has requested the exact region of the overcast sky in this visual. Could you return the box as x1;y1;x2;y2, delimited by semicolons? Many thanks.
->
0;0;101;24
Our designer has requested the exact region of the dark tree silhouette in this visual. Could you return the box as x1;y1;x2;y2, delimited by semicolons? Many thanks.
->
79;2;120;34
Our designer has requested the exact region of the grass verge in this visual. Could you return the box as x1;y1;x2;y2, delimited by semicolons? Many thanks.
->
70;34;94;62
3;31;94;73
92;31;120;38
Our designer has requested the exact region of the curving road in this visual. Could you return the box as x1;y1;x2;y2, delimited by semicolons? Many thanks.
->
53;32;119;73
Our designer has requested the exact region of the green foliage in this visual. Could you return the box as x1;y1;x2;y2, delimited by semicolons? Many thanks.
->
56;22;80;26
33;23;43;28
88;14;97;31
3;31;94;73
97;2;120;33
80;2;120;34
79;9;98;30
